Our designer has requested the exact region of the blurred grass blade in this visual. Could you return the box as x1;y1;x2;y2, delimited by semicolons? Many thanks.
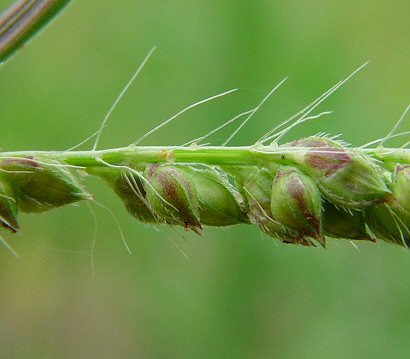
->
0;0;72;63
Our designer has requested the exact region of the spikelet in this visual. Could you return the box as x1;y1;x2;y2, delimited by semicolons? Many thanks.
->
271;166;324;246
285;137;392;209
239;167;303;245
365;165;410;246
0;157;90;213
95;168;157;223
145;164;202;232
180;166;249;226
322;201;372;241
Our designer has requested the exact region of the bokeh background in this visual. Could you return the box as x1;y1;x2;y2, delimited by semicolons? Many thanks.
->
0;0;409;358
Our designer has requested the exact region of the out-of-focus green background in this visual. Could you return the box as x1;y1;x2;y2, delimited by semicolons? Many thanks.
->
0;0;409;358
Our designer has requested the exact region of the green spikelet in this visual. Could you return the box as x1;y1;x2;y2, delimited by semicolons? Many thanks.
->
180;166;248;226
286;137;392;208
241;167;274;219
0;157;90;213
271;166;324;246
322;200;372;241
365;204;410;247
94;168;157;223
0;179;19;232
145;164;201;231
239;167;310;246
366;165;410;247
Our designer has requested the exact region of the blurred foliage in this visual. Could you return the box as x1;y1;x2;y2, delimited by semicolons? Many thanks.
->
0;0;409;358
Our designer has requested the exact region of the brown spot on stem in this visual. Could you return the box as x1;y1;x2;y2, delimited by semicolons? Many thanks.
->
160;150;174;162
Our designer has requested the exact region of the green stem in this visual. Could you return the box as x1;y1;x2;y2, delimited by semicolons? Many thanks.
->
366;147;410;169
0;146;409;170
0;0;72;63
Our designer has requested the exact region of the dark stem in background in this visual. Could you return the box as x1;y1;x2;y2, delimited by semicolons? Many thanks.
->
0;0;72;63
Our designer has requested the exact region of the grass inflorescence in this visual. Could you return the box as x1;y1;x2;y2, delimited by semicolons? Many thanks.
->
1;135;410;250
1;55;409;254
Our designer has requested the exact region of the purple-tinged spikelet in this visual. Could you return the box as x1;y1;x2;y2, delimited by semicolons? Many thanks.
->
0;157;91;213
271;166;324;246
286;137;392;208
145;164;201;232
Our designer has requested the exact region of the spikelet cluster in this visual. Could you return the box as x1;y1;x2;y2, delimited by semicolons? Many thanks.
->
1;136;409;249
94;136;408;248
